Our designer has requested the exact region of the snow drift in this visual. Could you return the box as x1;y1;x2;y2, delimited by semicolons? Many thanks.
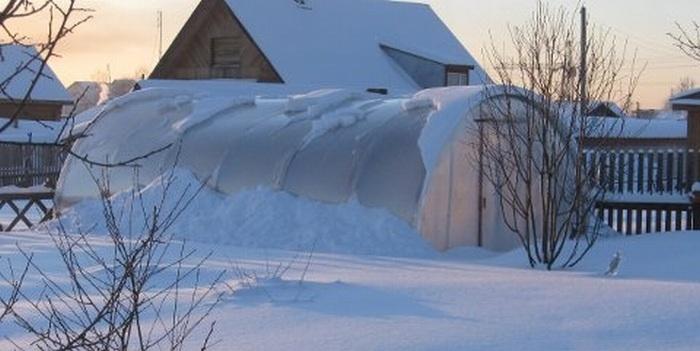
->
51;169;435;257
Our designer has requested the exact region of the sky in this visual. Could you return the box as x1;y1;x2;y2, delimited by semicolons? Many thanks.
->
16;0;700;109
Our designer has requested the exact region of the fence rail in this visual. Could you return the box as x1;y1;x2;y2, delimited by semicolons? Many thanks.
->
0;142;65;188
585;144;700;235
585;147;699;195
595;201;694;235
0;190;55;231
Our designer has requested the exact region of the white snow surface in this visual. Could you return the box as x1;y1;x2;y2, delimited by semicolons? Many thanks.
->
2;228;700;350
50;169;436;257
0;45;72;102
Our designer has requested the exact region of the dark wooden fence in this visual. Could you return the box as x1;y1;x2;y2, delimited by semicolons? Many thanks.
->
585;145;699;234
0;142;65;188
0;190;55;231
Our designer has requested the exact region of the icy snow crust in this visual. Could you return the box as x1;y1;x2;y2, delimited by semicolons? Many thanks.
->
57;85;521;253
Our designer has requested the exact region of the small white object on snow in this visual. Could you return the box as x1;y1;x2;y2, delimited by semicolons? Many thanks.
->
692;182;700;194
605;251;622;276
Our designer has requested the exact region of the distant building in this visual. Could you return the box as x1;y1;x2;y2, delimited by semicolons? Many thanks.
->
0;44;73;188
0;44;72;121
67;79;136;115
150;0;488;94
588;101;626;118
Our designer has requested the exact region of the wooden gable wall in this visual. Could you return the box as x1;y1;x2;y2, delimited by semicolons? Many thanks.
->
150;0;281;82
0;101;64;121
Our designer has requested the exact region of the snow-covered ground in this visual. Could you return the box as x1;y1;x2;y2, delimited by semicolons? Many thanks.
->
1;228;699;350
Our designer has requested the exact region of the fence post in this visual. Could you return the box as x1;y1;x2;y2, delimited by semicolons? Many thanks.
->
693;182;700;230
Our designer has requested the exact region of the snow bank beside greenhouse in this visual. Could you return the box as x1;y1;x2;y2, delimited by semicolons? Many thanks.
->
49;169;435;257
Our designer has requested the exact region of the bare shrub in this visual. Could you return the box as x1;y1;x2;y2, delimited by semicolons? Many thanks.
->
3;165;225;350
231;247;315;303
669;21;700;62
475;2;642;269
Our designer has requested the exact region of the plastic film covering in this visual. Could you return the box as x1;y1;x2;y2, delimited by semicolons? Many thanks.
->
57;85;530;252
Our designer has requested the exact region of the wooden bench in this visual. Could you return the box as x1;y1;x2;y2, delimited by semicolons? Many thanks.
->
0;190;54;231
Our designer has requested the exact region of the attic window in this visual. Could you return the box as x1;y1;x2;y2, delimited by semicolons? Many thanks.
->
445;65;471;86
211;37;242;78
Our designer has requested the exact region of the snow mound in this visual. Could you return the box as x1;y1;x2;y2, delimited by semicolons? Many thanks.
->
49;169;436;258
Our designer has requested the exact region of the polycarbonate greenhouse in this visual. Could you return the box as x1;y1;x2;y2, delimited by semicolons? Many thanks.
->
57;84;529;251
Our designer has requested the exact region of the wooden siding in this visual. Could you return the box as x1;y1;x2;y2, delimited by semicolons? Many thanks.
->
150;0;281;82
0;101;64;120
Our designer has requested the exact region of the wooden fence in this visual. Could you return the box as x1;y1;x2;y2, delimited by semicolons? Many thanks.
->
0;142;65;188
585;145;699;234
0;190;55;231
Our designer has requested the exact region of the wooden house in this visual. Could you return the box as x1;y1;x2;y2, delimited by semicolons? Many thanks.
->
0;44;72;188
150;0;487;94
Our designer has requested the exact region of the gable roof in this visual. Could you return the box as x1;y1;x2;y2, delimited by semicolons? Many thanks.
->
222;0;488;92
0;44;72;104
589;101;626;118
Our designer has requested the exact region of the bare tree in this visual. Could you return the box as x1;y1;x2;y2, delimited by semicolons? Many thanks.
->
3;165;224;350
475;2;641;270
670;76;697;97
670;21;700;61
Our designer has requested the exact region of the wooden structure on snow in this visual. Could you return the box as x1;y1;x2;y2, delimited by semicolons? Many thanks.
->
584;90;700;234
0;45;71;188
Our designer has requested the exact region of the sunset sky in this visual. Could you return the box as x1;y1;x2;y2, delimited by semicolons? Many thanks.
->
19;0;700;108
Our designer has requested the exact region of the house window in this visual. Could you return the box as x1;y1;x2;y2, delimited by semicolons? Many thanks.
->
211;37;242;78
445;65;471;86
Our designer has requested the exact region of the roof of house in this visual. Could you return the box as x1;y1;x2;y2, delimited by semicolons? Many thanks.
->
0;44;72;104
589;101;627;118
670;87;700;107
587;116;687;140
0;118;65;143
221;0;488;92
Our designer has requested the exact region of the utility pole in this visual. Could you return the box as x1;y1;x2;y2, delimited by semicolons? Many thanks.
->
157;10;164;59
580;6;588;114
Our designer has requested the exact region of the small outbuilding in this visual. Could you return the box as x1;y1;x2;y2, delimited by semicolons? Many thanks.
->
0;44;73;187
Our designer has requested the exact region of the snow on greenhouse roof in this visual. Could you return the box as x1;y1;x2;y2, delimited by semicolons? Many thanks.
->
223;0;488;91
588;116;687;139
0;45;72;103
137;79;329;97
58;86;535;251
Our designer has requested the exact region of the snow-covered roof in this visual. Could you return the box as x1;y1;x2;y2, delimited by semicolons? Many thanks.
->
222;0;488;92
0;45;72;104
0;104;100;144
0;118;64;144
670;87;700;102
587;116;687;139
590;101;626;117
